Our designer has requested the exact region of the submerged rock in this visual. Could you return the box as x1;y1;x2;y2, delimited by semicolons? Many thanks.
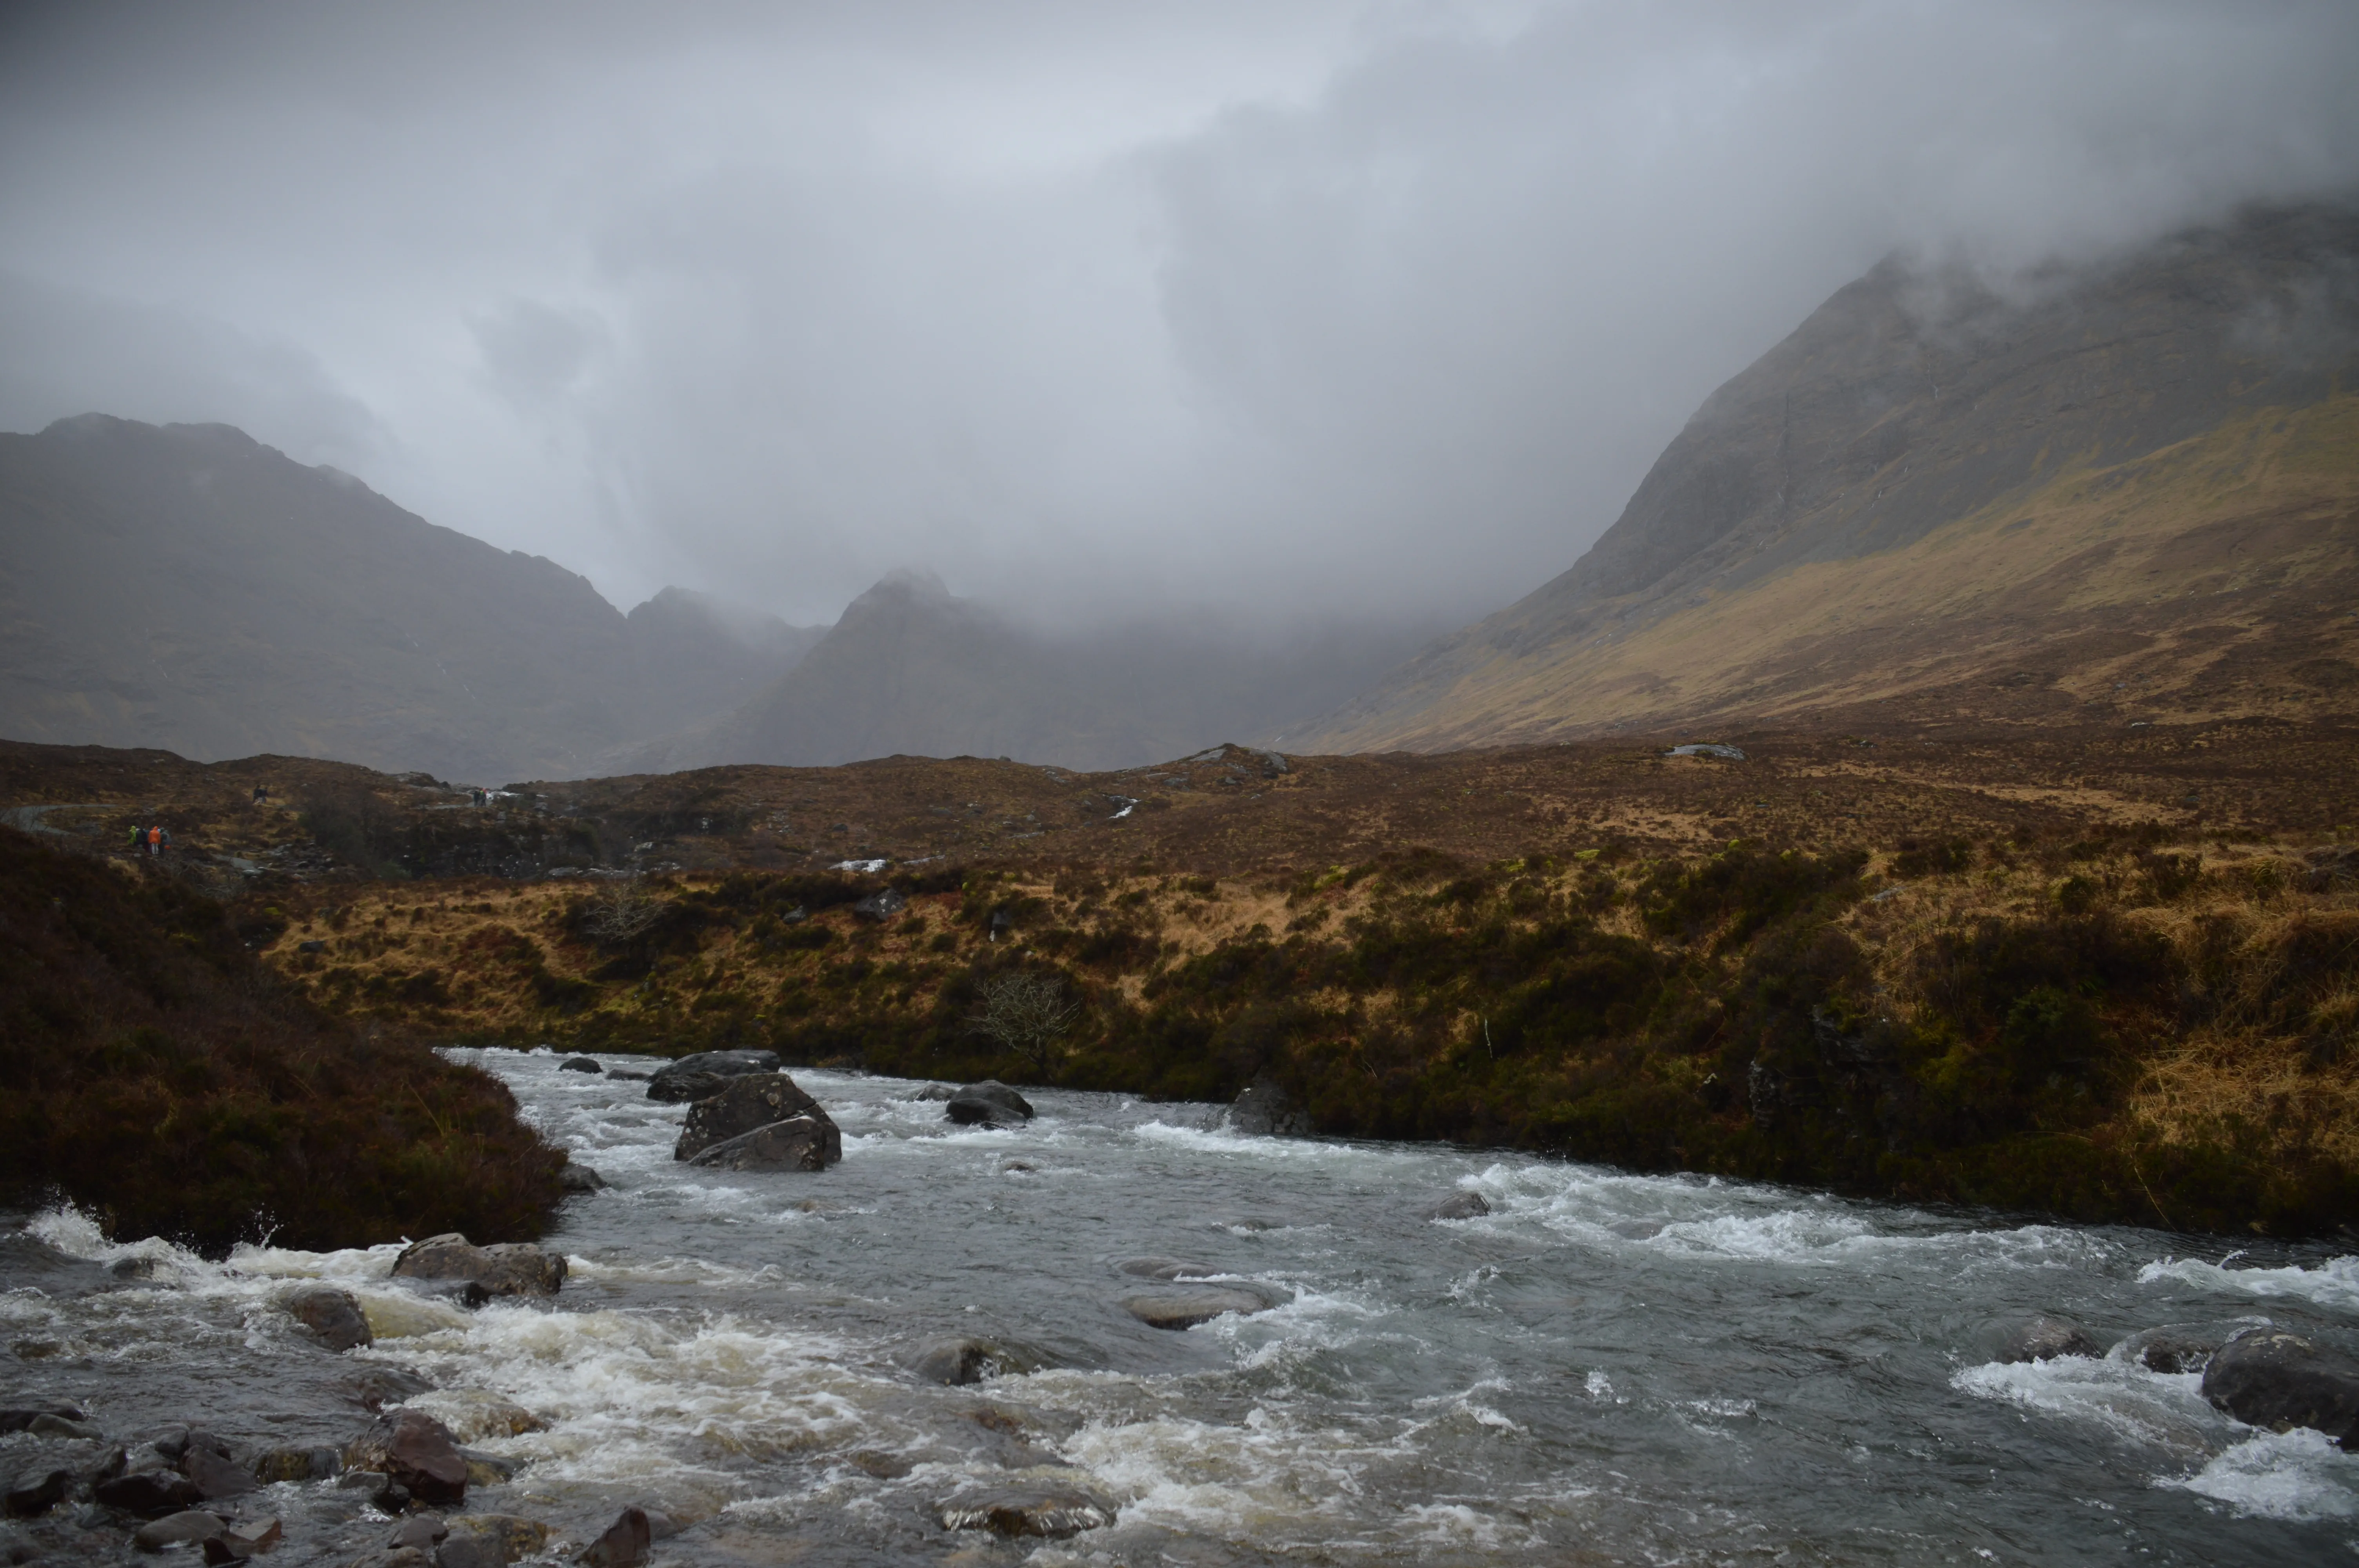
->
938;1486;1116;1539
557;1161;608;1195
1997;1317;2103;1364
2118;1325;2221;1376
684;1117;839;1172
905;1336;1040;1386
1423;1191;1492;1221
392;1235;566;1298
645;1050;780;1103
1116;1258;1222;1281
285;1283;373;1350
945;1081;1034;1126
1229;1078;1309;1136
343;1410;469;1506
2202;1328;2359;1445
1119;1284;1281;1330
673;1074;834;1161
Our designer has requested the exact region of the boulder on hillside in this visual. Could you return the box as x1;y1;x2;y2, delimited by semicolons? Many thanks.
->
391;1235;566;1298
645;1049;781;1103
1997;1316;2104;1364
343;1409;469;1506
285;1284;373;1350
2202;1328;2359;1445
673;1073;834;1161
853;887;908;921
1229;1078;1309;1136
945;1081;1033;1127
684;1117;839;1172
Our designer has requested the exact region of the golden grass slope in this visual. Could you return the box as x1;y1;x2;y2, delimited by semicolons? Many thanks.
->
1316;395;2359;751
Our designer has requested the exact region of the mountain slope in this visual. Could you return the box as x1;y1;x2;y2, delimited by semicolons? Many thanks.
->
0;417;819;780
1300;203;2359;750
654;570;1430;772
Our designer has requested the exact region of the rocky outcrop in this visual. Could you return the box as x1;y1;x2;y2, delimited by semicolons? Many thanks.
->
938;1486;1116;1540
392;1235;566;1299
684;1118;839;1172
343;1410;469;1506
672;1074;834;1161
1997;1317;2103;1364
1229;1078;1309;1136
944;1081;1034;1127
285;1284;373;1350
2201;1329;2359;1445
645;1050;781;1103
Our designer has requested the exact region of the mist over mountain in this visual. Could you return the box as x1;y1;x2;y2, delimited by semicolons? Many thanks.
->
1299;203;2359;750
625;570;1432;774
0;416;823;782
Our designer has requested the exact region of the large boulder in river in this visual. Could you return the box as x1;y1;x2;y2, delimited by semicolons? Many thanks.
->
674;1073;834;1161
392;1234;566;1298
1996;1316;2103;1363
1119;1283;1284;1330
938;1485;1116;1540
945;1081;1033;1126
285;1283;373;1350
685;1116;840;1172
2202;1329;2359;1445
343;1409;468;1506
2118;1324;2222;1375
645;1049;781;1103
1229;1077;1309;1136
1423;1191;1491;1221
906;1336;1041;1385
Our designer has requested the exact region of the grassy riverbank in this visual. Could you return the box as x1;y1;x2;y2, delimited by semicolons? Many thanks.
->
0;826;565;1252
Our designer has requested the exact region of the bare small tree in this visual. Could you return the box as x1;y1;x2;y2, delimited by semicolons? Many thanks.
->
969;969;1079;1074
579;874;666;948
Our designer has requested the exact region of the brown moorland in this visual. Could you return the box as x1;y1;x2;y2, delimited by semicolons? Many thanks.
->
4;719;2355;1236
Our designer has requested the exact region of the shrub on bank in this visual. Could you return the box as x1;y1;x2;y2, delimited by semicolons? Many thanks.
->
0;827;564;1254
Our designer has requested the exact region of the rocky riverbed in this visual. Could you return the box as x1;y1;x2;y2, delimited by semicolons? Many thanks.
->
2;1052;2355;1564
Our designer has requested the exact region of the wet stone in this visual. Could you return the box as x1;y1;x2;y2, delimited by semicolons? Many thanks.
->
1119;1285;1281;1330
180;1444;256;1499
0;1467;68;1518
2119;1325;2221;1375
2202;1328;2359;1445
1422;1191;1492;1221
558;1162;608;1194
343;1410;469;1506
443;1512;551;1567
286;1283;374;1350
907;1336;1039;1386
1998;1316;2104;1364
685;1117;841;1172
94;1468;203;1517
132;1508;228;1550
558;1057;603;1073
938;1486;1116;1540
673;1073;834;1162
578;1504;652;1568
391;1235;566;1298
1116;1258;1221;1281
645;1051;780;1103
944;1081;1034;1126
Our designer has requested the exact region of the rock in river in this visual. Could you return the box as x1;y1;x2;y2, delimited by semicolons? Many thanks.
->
392;1235;566;1299
579;1504;652;1568
2118;1325;2221;1376
905;1336;1040;1386
132;1509;228;1551
559;1056;603;1073
938;1486;1116;1539
1423;1191;1491;1221
1120;1284;1282;1330
1996;1316;2103;1364
343;1409;469;1506
1229;1077;1309;1136
2202;1328;2359;1445
558;1160;608;1194
285;1283;373;1350
674;1073;836;1161
645;1049;780;1103
1116;1257;1223;1281
685;1117;840;1172
945;1080;1034;1126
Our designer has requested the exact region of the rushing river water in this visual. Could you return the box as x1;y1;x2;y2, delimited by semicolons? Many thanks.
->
7;1050;2359;1564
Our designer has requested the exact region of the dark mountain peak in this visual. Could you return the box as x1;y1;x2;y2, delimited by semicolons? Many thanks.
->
846;566;958;614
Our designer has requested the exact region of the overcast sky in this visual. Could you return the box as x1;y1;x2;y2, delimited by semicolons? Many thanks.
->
3;1;2355;632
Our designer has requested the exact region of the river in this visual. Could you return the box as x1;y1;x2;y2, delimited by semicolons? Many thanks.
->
6;1049;2357;1564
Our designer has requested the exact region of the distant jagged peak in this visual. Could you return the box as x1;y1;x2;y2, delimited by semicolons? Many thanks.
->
629;584;815;646
849;566;956;609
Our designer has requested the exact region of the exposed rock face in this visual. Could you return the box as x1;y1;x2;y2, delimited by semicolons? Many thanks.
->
343;1410;469;1506
945;1081;1034;1127
673;1073;832;1161
391;1235;567;1298
286;1284;373;1350
1422;1191;1492;1221
938;1486;1116;1540
1997;1317;2104;1364
645;1050;781;1103
684;1118;840;1172
2202;1329;2359;1445
1229;1078;1309;1135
